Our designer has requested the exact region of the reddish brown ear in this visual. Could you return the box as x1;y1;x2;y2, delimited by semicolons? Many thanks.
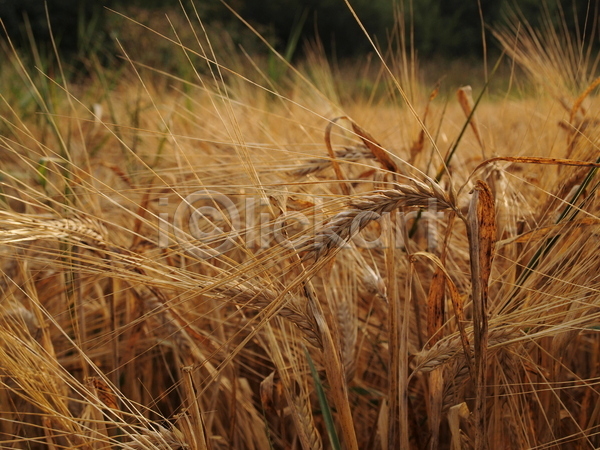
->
467;179;496;449
468;179;496;300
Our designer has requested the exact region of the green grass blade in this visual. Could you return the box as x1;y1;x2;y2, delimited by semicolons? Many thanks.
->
304;346;341;450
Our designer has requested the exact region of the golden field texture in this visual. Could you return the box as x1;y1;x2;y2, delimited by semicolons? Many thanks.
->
0;4;599;449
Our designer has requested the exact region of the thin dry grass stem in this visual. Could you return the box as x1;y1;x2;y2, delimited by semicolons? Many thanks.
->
0;326;111;448
398;259;414;449
492;350;528;447
496;217;600;248
341;0;443;169
493;7;598;98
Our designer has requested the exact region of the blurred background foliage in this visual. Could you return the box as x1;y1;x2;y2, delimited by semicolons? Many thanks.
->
0;0;596;71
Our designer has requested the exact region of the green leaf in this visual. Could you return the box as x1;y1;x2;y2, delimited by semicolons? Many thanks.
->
304;346;341;450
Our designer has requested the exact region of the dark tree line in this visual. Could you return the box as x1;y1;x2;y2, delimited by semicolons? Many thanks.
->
0;1;107;55
0;0;597;60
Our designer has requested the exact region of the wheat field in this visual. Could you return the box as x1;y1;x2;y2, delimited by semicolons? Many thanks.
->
0;3;599;449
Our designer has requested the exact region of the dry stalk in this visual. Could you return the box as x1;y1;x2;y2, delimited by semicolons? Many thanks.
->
409;83;439;164
457;85;486;158
324;117;352;195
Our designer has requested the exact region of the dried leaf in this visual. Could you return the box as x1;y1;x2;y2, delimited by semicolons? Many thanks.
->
260;371;285;414
86;376;119;411
287;195;316;211
351;121;399;174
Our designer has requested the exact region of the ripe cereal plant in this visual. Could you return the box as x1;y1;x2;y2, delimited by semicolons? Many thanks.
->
1;2;600;449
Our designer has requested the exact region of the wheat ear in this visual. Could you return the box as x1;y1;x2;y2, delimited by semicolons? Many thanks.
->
303;179;453;261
